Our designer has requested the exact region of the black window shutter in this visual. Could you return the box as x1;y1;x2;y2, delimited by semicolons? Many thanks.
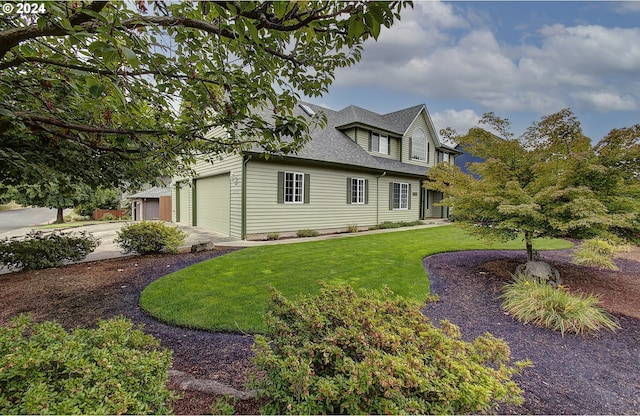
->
304;174;310;204
277;171;284;204
408;184;412;210
346;177;352;204
364;179;369;204
389;182;394;210
368;132;372;151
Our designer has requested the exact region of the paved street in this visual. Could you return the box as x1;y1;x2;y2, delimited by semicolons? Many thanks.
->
0;207;57;234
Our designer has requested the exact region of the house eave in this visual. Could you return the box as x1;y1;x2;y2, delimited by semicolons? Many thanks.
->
245;151;428;179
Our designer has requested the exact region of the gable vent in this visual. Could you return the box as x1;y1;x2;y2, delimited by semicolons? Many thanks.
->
299;103;315;116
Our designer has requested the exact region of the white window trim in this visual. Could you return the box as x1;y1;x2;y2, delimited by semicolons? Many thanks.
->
284;171;304;204
371;132;389;155
411;128;427;161
392;182;409;210
351;178;365;204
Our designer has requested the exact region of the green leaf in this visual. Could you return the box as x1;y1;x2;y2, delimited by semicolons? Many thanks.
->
89;84;104;99
120;47;139;66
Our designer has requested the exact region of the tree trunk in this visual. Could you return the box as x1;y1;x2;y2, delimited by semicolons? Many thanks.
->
525;231;533;262
55;207;64;224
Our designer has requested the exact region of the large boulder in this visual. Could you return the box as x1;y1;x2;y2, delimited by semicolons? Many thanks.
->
515;261;562;287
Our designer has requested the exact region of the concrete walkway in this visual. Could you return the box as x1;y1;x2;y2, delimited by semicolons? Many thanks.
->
0;219;451;274
215;219;451;249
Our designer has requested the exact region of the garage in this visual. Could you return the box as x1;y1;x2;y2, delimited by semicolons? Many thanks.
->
194;174;230;235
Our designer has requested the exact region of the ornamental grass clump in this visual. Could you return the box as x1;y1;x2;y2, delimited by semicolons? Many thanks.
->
573;239;621;270
251;284;529;415
501;273;620;336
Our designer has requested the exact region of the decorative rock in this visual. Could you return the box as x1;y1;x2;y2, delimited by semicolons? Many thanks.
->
516;261;562;287
190;241;214;253
168;370;256;400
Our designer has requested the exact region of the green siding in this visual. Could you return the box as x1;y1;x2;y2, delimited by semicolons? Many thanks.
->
377;177;422;223
172;153;243;238
403;112;438;168
245;161;422;234
246;161;381;234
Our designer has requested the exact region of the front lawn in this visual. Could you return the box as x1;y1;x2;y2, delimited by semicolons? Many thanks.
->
140;226;572;333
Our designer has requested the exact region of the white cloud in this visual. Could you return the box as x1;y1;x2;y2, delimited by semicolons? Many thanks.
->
431;108;481;136
335;2;640;115
570;91;637;111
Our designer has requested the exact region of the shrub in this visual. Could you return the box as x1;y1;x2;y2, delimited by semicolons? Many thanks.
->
501;273;620;336
266;232;280;241
0;315;174;415
573;239;621;270
115;221;186;255
369;220;423;230
296;229;319;238
100;213;116;221
346;223;359;233
251;284;529;415
0;231;100;271
209;396;236;415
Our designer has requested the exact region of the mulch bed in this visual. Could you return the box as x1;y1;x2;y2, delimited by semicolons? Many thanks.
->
1;246;639;414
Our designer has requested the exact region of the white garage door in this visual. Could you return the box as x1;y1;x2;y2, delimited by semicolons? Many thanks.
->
176;181;190;225
195;174;230;235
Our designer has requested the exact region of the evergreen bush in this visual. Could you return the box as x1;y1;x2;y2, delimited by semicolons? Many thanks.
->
0;315;174;414
251;284;529;414
0;231;99;271
115;221;186;255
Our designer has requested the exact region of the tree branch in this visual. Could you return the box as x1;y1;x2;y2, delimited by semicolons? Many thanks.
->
15;111;175;136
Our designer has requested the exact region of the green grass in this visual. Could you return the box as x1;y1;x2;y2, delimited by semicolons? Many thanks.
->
140;226;572;333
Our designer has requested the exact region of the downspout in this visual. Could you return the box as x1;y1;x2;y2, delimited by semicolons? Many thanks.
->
376;171;386;224
241;154;252;240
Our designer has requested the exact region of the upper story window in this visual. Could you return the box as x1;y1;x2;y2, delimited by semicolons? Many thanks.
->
411;128;427;161
370;132;389;155
437;151;451;163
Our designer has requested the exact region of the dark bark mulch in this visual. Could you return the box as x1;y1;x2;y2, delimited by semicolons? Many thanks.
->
423;249;640;415
1;246;639;414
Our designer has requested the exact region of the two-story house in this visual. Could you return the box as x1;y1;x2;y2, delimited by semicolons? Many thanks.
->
172;101;460;240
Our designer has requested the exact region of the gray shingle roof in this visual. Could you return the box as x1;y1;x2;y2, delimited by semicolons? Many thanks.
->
128;186;171;199
249;101;444;177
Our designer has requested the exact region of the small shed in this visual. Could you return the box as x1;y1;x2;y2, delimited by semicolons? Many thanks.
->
128;186;172;222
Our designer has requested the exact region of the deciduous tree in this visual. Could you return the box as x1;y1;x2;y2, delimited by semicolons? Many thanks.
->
427;109;640;262
1;0;409;191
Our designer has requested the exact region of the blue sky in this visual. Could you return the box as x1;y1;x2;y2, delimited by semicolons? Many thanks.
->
304;1;640;143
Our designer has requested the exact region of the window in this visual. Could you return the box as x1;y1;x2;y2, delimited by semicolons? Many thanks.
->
285;171;304;203
390;182;409;210
347;178;368;204
278;171;309;204
370;132;389;155
411;128;427;161
437;151;450;163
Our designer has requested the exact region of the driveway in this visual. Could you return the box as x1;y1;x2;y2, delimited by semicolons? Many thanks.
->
0;207;57;233
0;221;237;274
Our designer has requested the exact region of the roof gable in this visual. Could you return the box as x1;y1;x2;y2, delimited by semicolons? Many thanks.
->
248;101;447;177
